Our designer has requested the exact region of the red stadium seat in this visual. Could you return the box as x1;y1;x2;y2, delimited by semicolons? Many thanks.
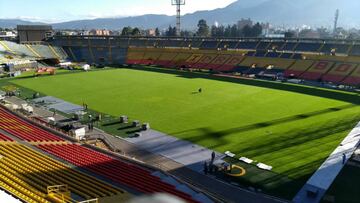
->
0;107;64;142
37;144;199;203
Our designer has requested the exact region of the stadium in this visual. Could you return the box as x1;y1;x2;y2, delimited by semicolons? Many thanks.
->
1;1;360;203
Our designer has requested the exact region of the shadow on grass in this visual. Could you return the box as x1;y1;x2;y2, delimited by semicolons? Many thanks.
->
171;104;356;146
102;121;122;127
130;66;360;104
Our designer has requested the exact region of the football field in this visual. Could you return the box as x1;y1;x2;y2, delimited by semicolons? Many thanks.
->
10;67;360;197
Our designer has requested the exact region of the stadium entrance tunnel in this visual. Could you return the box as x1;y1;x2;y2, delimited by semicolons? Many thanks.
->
38;58;60;66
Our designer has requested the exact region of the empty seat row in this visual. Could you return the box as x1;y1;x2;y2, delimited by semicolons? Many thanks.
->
0;143;124;202
0;133;13;142
37;143;199;203
0;106;64;142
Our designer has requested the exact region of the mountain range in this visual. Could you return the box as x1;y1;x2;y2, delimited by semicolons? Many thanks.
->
1;0;359;30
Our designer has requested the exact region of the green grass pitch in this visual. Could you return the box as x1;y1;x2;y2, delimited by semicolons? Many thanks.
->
9;67;360;199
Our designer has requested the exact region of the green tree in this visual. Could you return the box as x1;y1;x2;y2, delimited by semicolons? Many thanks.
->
165;26;176;37
224;25;231;37
155;28;160;36
197;19;209;37
121;26;133;36
132;27;141;36
230;24;238;37
284;31;295;38
242;25;253;37
252;23;263;37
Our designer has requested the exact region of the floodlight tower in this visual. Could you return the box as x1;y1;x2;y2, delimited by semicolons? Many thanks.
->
333;9;339;35
172;0;185;36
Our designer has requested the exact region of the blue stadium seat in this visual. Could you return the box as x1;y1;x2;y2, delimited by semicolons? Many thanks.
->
292;53;303;59
320;43;350;54
218;41;238;49
237;41;259;50
349;45;360;56
280;53;293;59
254;51;267;57
266;52;281;58
200;40;219;49
256;42;270;50
295;43;321;52
282;42;297;51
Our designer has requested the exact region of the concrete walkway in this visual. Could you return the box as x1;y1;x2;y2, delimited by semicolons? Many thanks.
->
3;96;285;203
125;130;224;173
293;121;360;203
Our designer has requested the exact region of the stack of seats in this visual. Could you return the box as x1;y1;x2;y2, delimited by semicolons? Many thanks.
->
256;42;270;50
349;45;360;56
239;56;294;75
245;51;256;56
292;53;303;59
295;42;321;52
91;47;109;64
0;143;124;203
266;52;281;58
192;54;218;69
237;41;259;50
140;49;162;65
342;66;360;86
126;49;145;65
37;143;199;203
68;47;94;63
146;39;158;47
284;60;314;77
0;133;13;142
200;40;219;49
181;53;204;68
0;41;36;58
166;40;184;48
50;45;68;59
320;43;350;55
205;54;233;70
299;61;335;80
110;47;127;64
254;51;267;57
216;55;245;71
154;51;179;66
218;41;238;49
322;63;357;83
0;107;63;142
167;52;193;67
281;42;297;52
129;39;148;47
268;42;286;51
280;53;293;59
30;45;57;59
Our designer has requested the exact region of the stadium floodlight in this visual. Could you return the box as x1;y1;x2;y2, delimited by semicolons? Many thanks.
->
171;0;186;36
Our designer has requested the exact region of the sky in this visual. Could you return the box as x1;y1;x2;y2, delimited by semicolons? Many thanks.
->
0;0;236;23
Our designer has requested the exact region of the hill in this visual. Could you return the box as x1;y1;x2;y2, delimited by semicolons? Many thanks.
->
1;0;359;29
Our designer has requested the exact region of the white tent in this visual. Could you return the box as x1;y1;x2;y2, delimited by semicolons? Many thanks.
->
82;64;90;71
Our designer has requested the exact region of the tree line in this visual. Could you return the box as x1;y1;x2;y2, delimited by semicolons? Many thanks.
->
120;19;263;38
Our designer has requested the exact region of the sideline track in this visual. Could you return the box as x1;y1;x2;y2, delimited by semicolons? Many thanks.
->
293;121;360;203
